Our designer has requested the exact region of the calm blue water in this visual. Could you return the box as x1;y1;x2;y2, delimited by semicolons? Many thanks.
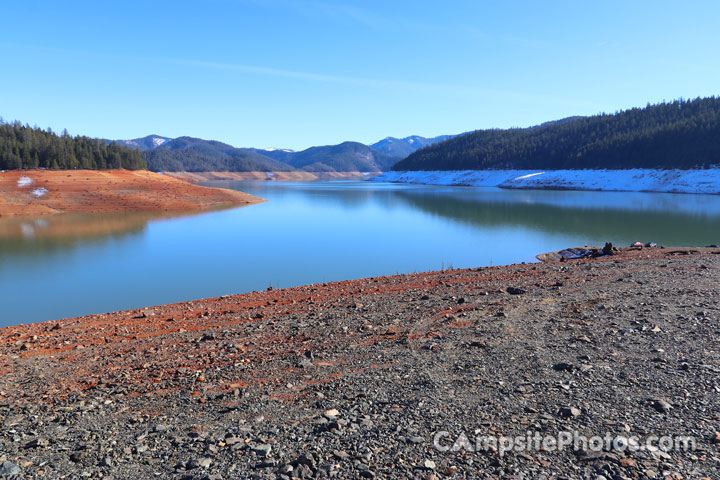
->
1;181;719;326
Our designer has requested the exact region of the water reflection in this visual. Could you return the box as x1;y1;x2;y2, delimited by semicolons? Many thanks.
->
391;188;720;246
0;211;197;263
226;181;720;247
1;181;719;325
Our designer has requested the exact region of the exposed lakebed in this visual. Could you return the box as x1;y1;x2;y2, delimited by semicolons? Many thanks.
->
1;180;719;325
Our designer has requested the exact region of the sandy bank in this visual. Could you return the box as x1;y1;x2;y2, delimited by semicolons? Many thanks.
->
0;169;264;216
166;171;379;183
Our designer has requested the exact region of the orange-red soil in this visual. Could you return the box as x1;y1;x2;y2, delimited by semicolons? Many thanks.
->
166;171;379;183
0;169;264;216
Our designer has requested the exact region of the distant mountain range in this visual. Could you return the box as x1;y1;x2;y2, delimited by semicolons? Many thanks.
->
110;133;457;173
249;142;397;172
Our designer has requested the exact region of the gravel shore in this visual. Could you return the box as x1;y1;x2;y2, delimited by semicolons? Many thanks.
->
0;247;718;479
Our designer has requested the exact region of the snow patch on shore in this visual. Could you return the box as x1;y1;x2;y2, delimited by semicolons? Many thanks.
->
31;187;49;198
17;176;33;187
374;169;720;194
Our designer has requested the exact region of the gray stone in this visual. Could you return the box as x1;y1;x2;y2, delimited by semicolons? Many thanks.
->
251;443;272;457
650;399;672;413
0;461;20;476
559;406;582;418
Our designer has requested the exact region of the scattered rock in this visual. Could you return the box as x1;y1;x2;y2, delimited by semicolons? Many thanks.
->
323;408;340;419
332;450;349;460
23;438;48;449
0;461;20;476
251;443;272;458
558;406;582;418
650;399;672;413
552;362;575;372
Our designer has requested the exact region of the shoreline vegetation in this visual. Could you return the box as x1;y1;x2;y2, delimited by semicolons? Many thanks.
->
0;169;264;216
0;120;146;170
0;247;718;478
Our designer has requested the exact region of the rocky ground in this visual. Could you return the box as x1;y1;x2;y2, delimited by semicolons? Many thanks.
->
0;248;718;479
0;170;263;216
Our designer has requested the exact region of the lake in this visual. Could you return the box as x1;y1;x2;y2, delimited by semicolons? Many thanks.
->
1;181;719;326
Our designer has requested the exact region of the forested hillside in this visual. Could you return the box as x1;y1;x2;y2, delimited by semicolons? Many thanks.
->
394;97;720;171
148;138;392;173
0;121;146;170
145;137;294;172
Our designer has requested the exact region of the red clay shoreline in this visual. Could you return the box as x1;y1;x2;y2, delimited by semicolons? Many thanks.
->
0;169;264;216
166;171;380;183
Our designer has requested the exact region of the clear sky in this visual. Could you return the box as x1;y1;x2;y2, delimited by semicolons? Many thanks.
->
2;1;719;150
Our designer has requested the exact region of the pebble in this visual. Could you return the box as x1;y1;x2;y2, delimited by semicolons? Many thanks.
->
251;443;272;457
323;408;340;419
558;406;582;418
23;438;48;449
650;399;672;413
0;461;20;476
332;450;349;460
552;362;575;372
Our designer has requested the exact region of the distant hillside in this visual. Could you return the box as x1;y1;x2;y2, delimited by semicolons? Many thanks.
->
394;97;720;171
256;142;396;172
142;136;395;173
371;134;456;158
145;137;294;172
1;120;146;170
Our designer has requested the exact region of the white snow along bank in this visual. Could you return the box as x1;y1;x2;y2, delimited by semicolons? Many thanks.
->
374;169;720;194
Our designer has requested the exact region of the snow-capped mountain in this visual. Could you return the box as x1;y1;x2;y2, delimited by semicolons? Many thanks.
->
109;132;457;172
262;148;294;153
370;134;457;158
111;135;172;151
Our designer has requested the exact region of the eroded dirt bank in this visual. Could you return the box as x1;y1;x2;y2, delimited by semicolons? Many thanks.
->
0;170;264;216
166;171;379;183
0;248;718;479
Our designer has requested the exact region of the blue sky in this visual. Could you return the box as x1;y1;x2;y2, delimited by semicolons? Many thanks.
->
2;1;719;150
